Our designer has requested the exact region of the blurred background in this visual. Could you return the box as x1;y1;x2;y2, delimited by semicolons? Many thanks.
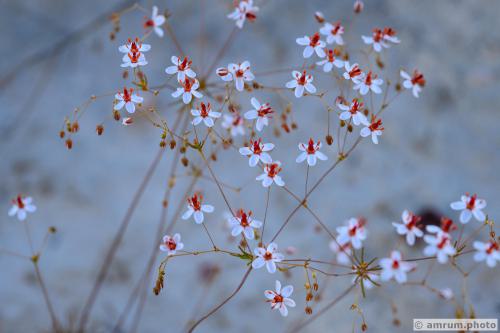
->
1;0;499;332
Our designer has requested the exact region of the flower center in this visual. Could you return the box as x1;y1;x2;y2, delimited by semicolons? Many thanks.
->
264;251;273;261
16;196;24;209
166;239;177;251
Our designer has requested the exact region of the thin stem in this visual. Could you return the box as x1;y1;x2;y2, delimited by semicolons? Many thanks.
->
77;148;164;332
188;267;252;332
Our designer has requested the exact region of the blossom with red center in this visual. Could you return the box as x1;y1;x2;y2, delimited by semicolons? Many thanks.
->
379;251;415;284
143;6;166;37
473;240;500;268
401;70;425;98
296;32;326;58
165;56;196;82
227;0;258;29
118;37;151;54
392;210;424;246
228;209;263;239
360;115;384;144
337;98;368;126
239;138;274;167
329;238;352;265
182;193;214;224
319;21;345;45
114;87;143;114
216;61;255;92
450;193;487;223
159;233;184;256
256;161;285;187
191;102;221;127
171;78;203;104
264;280;296;317
8;195;36;221
244;97;274;132
336;217;367;249
353;70;383;95
317;48;344;72
296;138;328;166
362;27;399;52
343;62;363;81
119;38;150;68
423;223;456;264
221;113;245;137
252;243;284;273
285;70;316;98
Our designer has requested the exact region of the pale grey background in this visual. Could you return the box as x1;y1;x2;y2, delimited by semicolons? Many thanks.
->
1;0;499;332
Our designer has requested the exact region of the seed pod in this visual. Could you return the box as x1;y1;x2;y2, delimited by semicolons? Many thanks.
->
313;282;319;291
179;146;187;154
354;0;364;13
65;139;73;150
326;135;334;145
305;306;313;315
96;124;104;136
306;293;313;301
113;110;121;121
59;130;65;139
159;140;166;148
49;226;57;233
340;120;346;127
181;157;189;167
395;82;402;91
347;124;353;132
361;323;368;331
210;153;217;161
170;140;176;149
291;122;298;130
314;11;325;23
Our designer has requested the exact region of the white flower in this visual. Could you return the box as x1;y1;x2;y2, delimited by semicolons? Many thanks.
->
450;194;487;224
336;217;367;249
256;162;285;187
264;280;296;317
316;49;344;72
165;56;196;82
121;51;148;68
337;98;368;126
8;195;36;221
285;70;316;98
244;97;273;132
296;138;328;166
353;71;383;95
118;38;151;54
296;32;326;58
227;0;258;29
191;102;221;127
400;70;425;98
216;61;255;92
423;225;456;264
144;6;166;37
438;288;454;300
360;115;384;144
329;239;352;265
473;240;500;268
221;113;245;137
379;251;415;284
391;210;424;246
229;209;262;239
119;38;149;68
182;193;214;224
114;87;143;114
343;62;363;81
319;22;344;45
252;243;284;273
159;233;184;256
362;27;399;52
239;138;274;167
171;78;203;104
